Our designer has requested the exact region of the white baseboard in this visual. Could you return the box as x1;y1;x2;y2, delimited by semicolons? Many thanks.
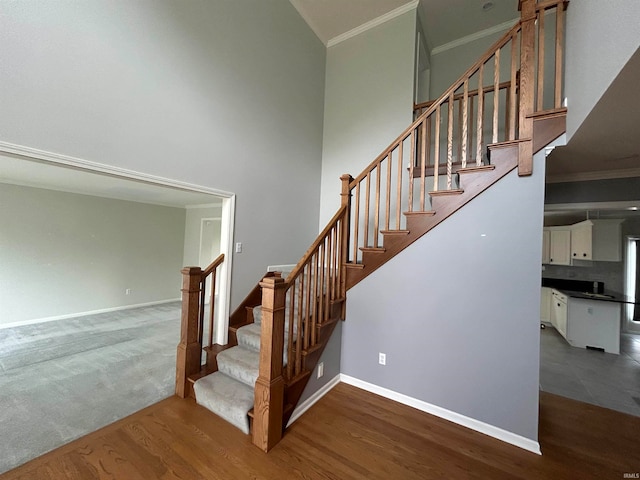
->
340;374;542;455
0;298;181;330
286;374;341;427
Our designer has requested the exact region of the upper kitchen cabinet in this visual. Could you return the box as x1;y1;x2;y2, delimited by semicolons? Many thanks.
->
542;229;550;264
547;227;571;265
570;219;624;262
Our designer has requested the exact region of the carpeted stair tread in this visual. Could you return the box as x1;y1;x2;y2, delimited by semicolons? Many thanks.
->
216;346;260;388
237;323;289;364
193;372;253;434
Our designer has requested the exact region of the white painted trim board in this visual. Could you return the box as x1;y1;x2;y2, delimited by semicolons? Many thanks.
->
287;374;341;427
340;375;542;455
0;298;181;330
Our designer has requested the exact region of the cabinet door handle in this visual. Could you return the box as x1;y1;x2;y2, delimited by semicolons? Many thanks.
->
583;253;587;257
573;253;576;256
557;303;561;307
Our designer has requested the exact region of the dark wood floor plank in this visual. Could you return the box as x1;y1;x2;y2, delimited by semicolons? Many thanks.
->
3;384;640;480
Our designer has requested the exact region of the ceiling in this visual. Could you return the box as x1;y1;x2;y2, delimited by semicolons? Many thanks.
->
289;0;518;49
0;152;222;208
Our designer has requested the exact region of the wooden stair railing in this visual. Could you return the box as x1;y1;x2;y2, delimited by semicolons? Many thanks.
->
175;253;225;399
178;0;569;454
345;0;567;268
253;201;349;451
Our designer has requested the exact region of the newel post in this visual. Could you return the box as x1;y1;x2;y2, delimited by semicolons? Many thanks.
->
339;174;353;313
252;275;287;452
517;0;537;176
175;266;202;398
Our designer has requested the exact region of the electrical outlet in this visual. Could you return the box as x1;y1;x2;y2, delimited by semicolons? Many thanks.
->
378;353;386;365
235;242;242;253
317;362;324;378
125;289;131;295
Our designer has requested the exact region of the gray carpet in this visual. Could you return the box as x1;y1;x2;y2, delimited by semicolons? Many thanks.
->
0;301;181;474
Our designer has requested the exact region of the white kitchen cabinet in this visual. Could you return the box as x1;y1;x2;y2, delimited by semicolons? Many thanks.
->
540;287;551;323
566;298;621;354
570;219;623;262
542;229;550;264
551;289;568;338
548;228;571;266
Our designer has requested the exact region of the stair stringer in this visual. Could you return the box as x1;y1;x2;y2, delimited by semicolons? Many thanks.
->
346;141;522;289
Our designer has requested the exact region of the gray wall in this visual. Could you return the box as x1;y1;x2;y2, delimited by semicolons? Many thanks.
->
0;184;185;325
319;10;416;227
546;178;640;205
565;0;640;139
341;152;547;442
429;31;505;99
0;0;326;309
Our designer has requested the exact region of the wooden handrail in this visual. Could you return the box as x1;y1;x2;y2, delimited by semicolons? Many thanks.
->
285;205;347;283
414;81;513;112
202;253;224;277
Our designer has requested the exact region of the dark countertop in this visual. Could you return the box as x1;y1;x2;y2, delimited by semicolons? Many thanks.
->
542;278;639;305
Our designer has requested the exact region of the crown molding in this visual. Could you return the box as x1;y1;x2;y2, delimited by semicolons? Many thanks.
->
431;18;519;55
546;167;640;184
327;0;419;48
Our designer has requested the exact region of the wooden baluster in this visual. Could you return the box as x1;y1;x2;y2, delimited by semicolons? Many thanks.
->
536;12;545;112
295;273;303;375
469;96;474;163
353;182;360;261
311;244;327;345
385;153;392;231
364;174;370;248
555;4;564;109
198;276;206;344
426;117;431;172
304;262;312;349
326;231;332;320
433;105;441;190
339;174;352;310
457;97;463;165
176;266;203;399
492;49;500;143
252;275;286;452
420;121;427;210
374;163;381;248
286;288;294;379
461;80;468;168
518;0;536;175
476;63;484;165
208;270;216;348
396;141;403;229
509;31;518;139
447;92;454;190
408;130;415;211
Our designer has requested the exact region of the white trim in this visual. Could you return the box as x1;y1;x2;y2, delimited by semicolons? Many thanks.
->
0;140;236;347
0;298;180;330
286;374;341;427
339;375;542;455
185;203;223;210
327;1;419;48
267;264;297;273
545;201;640;212
431;18;519;55
546;167;640;184
0;141;234;199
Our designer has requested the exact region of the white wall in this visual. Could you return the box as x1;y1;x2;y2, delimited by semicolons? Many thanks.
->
341;150;548;445
0;0;326;308
0;184;185;325
183;205;223;268
319;10;417;227
565;0;640;139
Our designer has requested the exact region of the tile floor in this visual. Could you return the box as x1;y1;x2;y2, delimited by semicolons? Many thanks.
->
540;325;640;416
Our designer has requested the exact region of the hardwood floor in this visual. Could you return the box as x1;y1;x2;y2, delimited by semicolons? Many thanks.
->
3;383;639;479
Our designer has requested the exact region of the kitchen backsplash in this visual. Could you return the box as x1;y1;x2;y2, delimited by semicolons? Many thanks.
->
542;261;624;294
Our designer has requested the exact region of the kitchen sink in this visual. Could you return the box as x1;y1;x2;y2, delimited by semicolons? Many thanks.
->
581;292;615;299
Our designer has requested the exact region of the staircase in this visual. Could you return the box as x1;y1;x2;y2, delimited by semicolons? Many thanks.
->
175;0;568;453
